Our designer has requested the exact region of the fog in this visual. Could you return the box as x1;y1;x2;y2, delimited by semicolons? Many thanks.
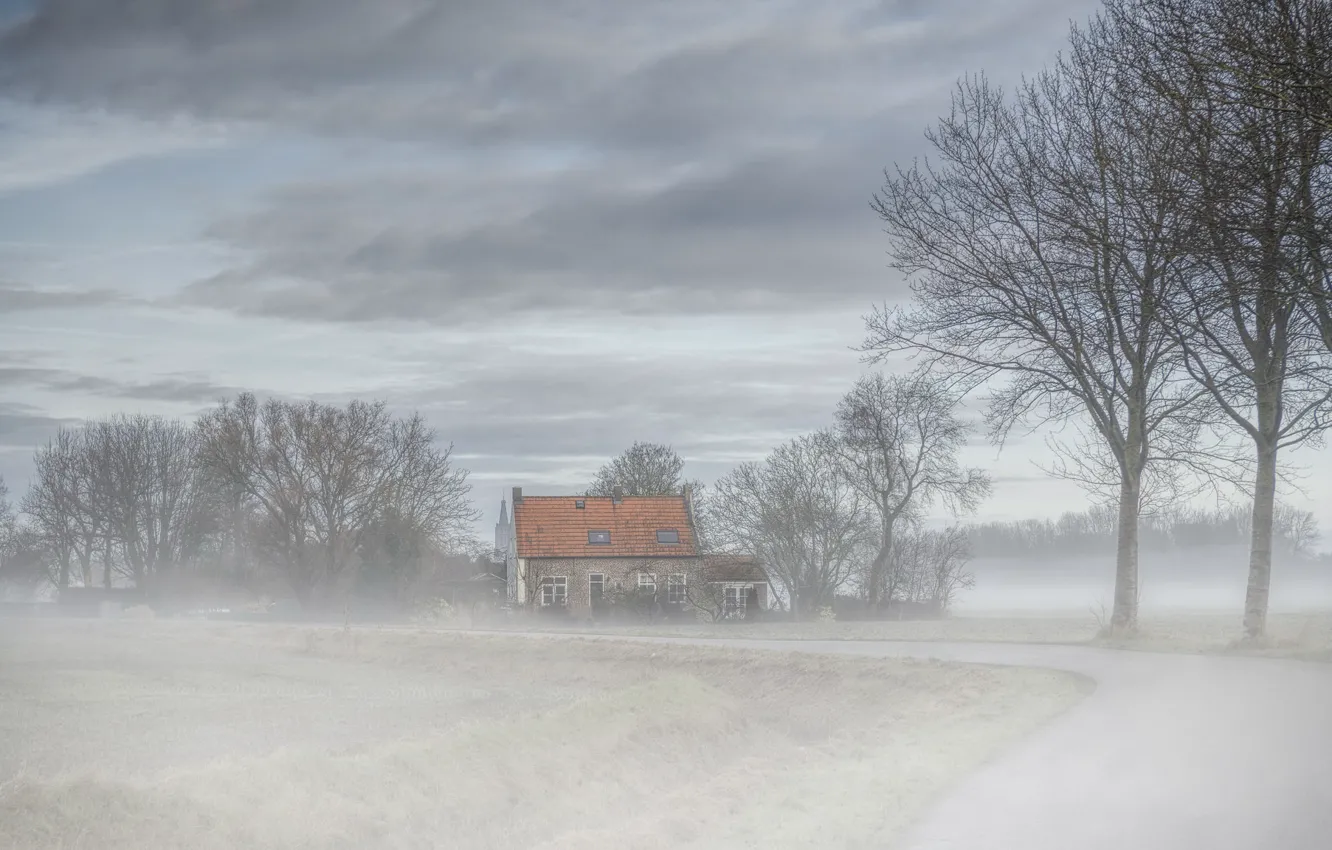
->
0;619;1086;849
959;550;1332;615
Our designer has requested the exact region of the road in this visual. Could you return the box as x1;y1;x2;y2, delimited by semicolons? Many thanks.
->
537;634;1332;850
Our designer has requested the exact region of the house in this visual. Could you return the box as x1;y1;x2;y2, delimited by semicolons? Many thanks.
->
503;485;768;619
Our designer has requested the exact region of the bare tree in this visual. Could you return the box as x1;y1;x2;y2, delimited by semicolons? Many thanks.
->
1119;0;1332;351
831;371;989;609
1118;0;1332;131
708;434;873;620
82;416;211;588
22;429;101;588
1108;0;1332;639
587;442;687;497
0;523;54;597
196;393;477;607
876;524;975;614
921;527;976;612
0;475;14;557
1274;503;1321;558
863;15;1210;633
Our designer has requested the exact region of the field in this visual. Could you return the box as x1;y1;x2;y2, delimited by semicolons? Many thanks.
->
469;610;1332;661
0;620;1086;850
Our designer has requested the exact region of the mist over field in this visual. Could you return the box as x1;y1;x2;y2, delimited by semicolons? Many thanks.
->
961;551;1332;614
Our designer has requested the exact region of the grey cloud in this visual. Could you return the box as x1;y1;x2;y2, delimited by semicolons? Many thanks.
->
383;348;859;485
3;0;1098;327
56;374;243;404
0;361;240;404
181;133;916;325
0;402;76;448
0;284;129;312
1;0;1095;153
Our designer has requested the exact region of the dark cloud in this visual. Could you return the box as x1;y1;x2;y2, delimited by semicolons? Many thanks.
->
0;284;128;312
0;0;1096;151
1;0;1098;326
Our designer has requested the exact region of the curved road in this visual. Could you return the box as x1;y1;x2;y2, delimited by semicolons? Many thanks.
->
553;634;1332;850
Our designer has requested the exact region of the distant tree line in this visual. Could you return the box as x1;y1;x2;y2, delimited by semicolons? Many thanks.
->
967;503;1321;560
0;393;478;610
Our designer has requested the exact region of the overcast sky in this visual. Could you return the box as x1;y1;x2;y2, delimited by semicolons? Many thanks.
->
2;0;1330;541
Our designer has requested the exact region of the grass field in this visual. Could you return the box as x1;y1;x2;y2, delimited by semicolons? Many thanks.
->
0;620;1087;850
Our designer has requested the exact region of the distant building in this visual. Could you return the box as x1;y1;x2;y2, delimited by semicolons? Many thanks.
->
494;496;513;562
493;495;516;601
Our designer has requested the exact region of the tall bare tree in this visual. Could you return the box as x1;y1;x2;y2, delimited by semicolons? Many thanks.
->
196;393;477;607
587;441;688;497
708;433;873;620
831;371;989;608
864;16;1207;632
1112;0;1332;638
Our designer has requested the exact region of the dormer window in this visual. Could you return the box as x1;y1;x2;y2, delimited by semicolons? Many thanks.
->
575;500;586;509
656;529;680;544
588;530;611;545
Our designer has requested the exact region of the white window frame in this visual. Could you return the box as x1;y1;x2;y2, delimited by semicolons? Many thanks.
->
589;572;606;604
540;576;568;607
637;573;657;594
666;573;688;605
723;583;753;617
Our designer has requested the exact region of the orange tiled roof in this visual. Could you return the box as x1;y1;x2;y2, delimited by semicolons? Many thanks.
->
513;495;698;559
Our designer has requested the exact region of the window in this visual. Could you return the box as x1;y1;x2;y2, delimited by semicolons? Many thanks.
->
637;573;656;593
667;574;687;605
540;576;567;607
656;529;680;544
575;500;586;509
588;530;611;545
724;584;752;618
589;573;606;605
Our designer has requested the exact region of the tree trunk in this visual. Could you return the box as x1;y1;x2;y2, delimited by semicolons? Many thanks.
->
1110;462;1142;634
77;551;93;589
1244;442;1278;640
867;519;893;610
102;534;113;588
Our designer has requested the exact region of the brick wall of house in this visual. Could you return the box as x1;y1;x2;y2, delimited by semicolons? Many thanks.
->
523;556;700;615
522;556;770;619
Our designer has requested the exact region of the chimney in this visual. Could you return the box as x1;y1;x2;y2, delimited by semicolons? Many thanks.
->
512;486;523;505
611;486;624;504
683;483;696;527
